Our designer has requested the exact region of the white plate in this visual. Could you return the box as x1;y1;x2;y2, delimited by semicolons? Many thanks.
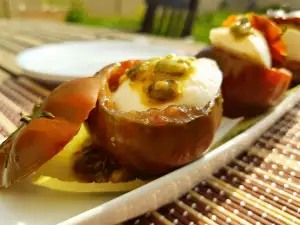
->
16;40;186;83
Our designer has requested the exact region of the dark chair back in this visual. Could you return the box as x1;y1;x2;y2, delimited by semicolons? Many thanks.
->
218;0;229;10
245;0;257;11
140;0;199;38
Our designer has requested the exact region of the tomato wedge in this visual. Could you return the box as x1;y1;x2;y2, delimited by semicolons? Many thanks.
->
0;77;101;187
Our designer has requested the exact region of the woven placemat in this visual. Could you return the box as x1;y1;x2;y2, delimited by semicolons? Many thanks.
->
0;75;50;138
123;102;300;225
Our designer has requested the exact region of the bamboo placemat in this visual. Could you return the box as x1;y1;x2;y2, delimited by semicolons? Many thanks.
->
123;103;300;225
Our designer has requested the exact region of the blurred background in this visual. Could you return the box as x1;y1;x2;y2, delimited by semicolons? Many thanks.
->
0;0;299;44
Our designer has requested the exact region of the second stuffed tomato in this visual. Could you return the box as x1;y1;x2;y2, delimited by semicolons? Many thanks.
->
89;55;223;175
197;13;292;118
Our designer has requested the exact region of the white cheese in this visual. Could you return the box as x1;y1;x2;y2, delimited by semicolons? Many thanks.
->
111;58;222;112
210;27;271;68
281;26;300;62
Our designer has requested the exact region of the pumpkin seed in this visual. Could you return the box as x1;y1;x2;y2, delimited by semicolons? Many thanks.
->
148;79;180;101
230;17;252;37
154;59;191;75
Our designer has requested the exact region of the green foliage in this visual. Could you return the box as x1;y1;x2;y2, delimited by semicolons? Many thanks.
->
65;0;85;23
83;17;140;31
80;10;235;43
67;6;274;43
59;0;292;43
82;5;145;31
43;0;71;7
61;0;240;43
193;10;235;43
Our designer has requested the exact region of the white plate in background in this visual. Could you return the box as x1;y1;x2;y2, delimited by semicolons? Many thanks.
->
16;40;186;83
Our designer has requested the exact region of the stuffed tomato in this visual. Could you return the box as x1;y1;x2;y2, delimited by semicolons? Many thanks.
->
89;55;223;175
0;55;223;191
196;13;292;118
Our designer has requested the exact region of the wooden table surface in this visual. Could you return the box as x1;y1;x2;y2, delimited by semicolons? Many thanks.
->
0;19;299;225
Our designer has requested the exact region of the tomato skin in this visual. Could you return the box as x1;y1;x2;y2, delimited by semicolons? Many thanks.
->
196;47;292;118
222;66;291;118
